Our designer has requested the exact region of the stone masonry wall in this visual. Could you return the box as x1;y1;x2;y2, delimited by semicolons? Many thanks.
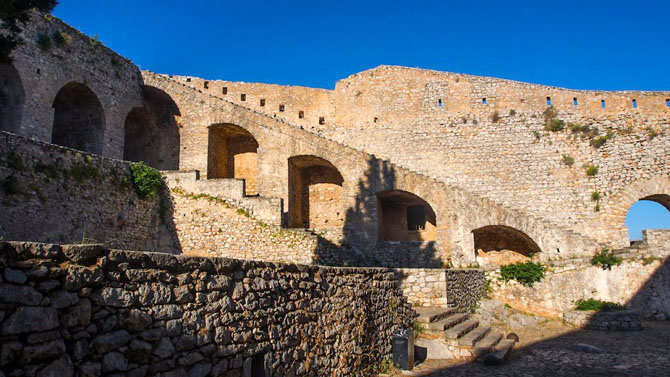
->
144;72;600;268
175;66;670;250
445;270;486;311
7;12;143;158
488;236;670;319
0;132;169;252
399;269;447;308
0;242;415;377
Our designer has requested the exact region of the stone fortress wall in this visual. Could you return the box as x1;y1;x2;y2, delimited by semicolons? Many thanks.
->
0;242;414;376
177;66;670;251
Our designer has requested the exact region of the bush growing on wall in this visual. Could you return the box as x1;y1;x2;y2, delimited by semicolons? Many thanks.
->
591;249;623;270
500;261;545;287
130;162;163;199
575;298;624;312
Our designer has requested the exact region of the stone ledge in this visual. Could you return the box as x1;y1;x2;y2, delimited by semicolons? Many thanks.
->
563;309;643;331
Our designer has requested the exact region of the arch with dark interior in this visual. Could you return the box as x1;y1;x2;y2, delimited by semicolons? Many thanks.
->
123;86;181;169
51;82;105;154
625;194;670;242
472;225;541;257
288;155;344;229
376;190;437;241
0;63;25;134
207;124;259;196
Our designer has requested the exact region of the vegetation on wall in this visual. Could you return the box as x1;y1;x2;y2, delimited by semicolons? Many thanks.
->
129;162;163;199
575;298;624;312
0;0;58;63
500;261;545;287
584;164;598;176
562;155;575;166
590;132;614;148
591;249;623;270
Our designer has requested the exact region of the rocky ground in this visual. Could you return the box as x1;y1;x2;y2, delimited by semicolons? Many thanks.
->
393;319;670;376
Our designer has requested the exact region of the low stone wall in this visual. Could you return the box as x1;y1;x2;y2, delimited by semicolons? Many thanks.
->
0;241;415;376
563;310;642;331
369;241;443;268
400;269;447;307
0;132;171;251
489;256;670;319
445;269;486;311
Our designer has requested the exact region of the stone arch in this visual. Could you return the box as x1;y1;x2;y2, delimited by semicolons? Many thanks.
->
0;63;25;134
625;194;670;241
51;82;105;154
123;86;181;169
609;177;670;230
376;190;437;241
288;155;344;229
472;225;541;257
208;123;259;195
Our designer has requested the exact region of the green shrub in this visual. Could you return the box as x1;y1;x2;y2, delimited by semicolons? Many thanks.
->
411;320;425;336
532;130;541;140
509;109;516;116
52;31;69;47
591;191;601;201
647;127;659;140
575;298;624;312
542;106;557;124
591;249;623;270
37;33;52;51
545;118;565;132
7;151;25;171
67;163;99;183
129;162;163;199
585;164;598;176
500;261;545;287
569;123;600;138
562;155;575;166
590;132;613;147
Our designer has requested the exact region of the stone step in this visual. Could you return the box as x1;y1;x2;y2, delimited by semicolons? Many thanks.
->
490;339;516;361
458;325;491;347
473;331;503;356
416;307;458;324
445;319;479;340
428;313;468;331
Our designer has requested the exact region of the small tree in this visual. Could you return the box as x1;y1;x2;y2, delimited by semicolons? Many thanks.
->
1;1;59;63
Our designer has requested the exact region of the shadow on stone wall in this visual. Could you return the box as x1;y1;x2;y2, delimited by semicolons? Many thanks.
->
411;256;670;376
311;156;442;268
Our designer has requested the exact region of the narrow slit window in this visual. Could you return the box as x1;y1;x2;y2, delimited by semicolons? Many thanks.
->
204;81;209;89
546;96;552;106
279;104;285;112
240;94;246;101
601;100;606;108
222;87;228;95
482;98;487;105
260;98;265;106
298;110;304;118
666;98;669;108
438;99;443;107
319;117;325;125
632;99;637;108
407;206;426;231
573;97;578;106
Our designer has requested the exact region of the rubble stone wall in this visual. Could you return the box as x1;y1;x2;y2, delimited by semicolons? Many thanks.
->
0;242;415;377
0;132;165;251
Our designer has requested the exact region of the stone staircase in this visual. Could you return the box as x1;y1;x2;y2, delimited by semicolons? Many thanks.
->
415;307;516;364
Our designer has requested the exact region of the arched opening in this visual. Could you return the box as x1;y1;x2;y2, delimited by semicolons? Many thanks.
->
625;194;670;241
472;225;540;266
376;190;437;241
288;155;344;229
0;63;25;133
123;86;181;169
51;82;105;154
207;124;259;195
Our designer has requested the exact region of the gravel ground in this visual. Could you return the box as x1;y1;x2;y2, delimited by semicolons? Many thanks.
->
392;320;670;377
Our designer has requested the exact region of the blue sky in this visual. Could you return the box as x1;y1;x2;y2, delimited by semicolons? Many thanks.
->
52;0;670;239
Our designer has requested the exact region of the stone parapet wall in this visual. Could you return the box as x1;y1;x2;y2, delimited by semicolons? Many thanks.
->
0;241;415;377
445;270;486;311
563;310;642;331
399;269;447;307
0;132;169;251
